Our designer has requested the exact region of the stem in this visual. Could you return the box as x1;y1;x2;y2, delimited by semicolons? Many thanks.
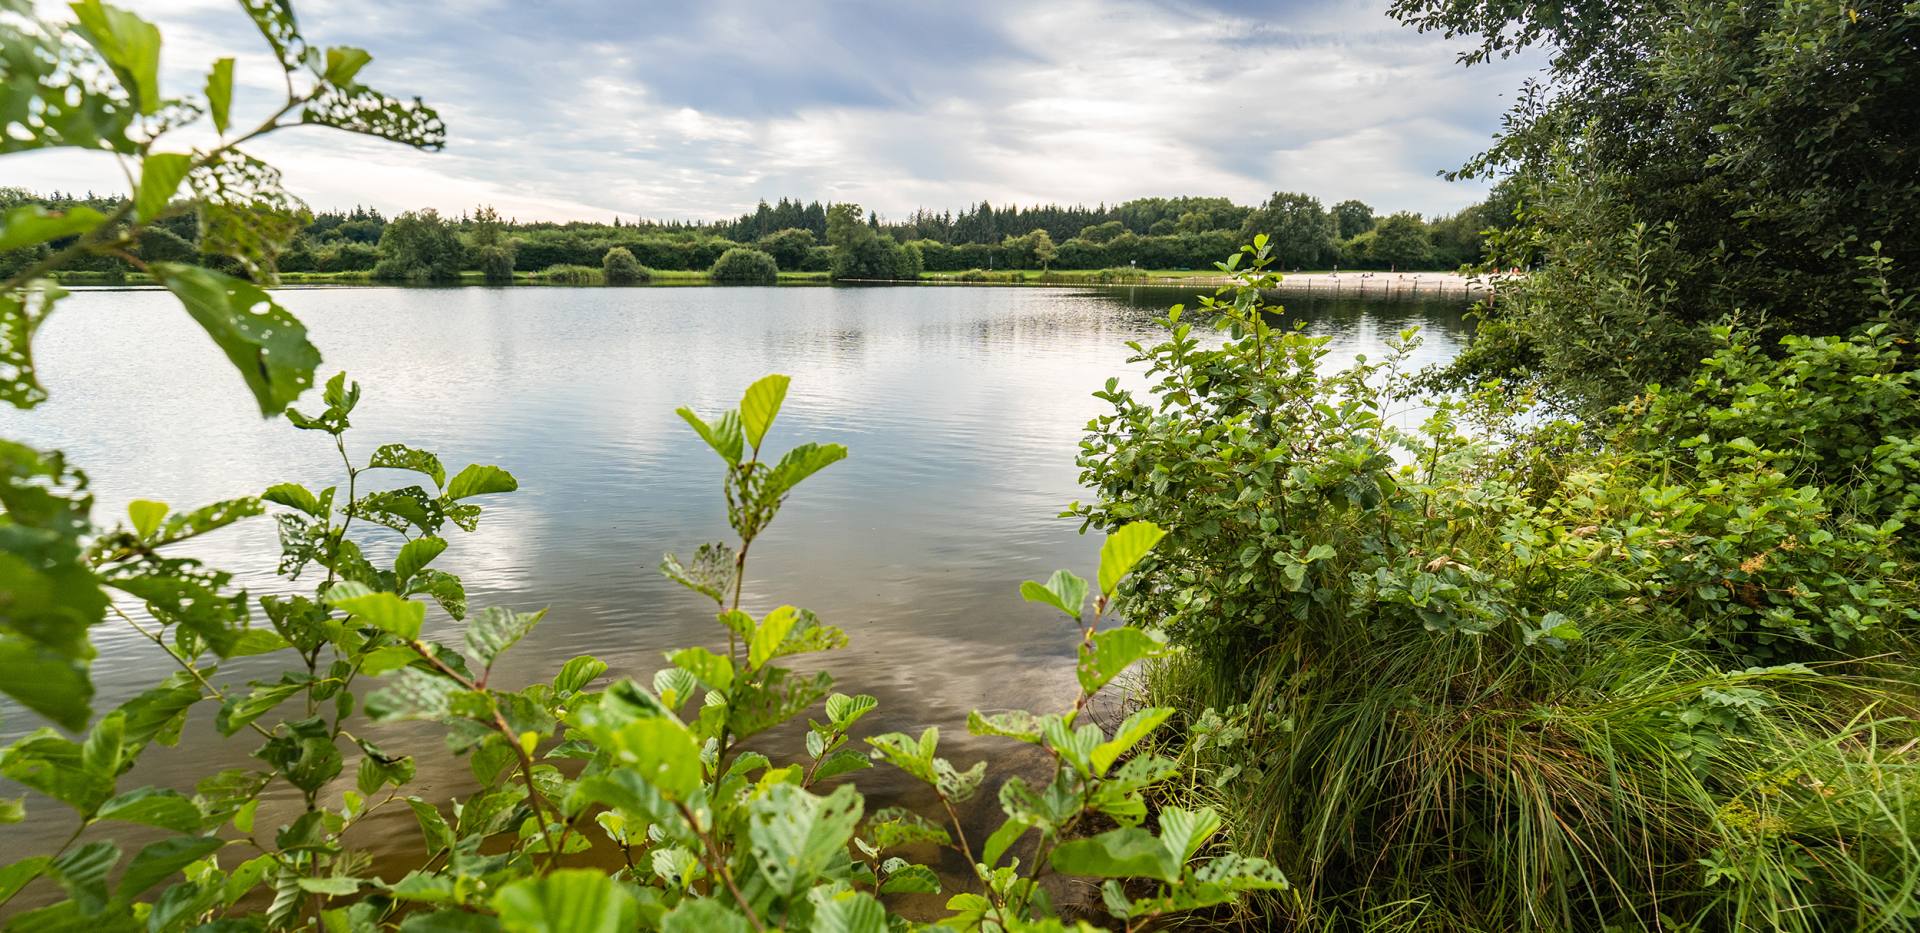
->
2;87;314;297
0;820;86;912
112;604;275;740
324;433;357;590
675;801;766;932
406;640;567;869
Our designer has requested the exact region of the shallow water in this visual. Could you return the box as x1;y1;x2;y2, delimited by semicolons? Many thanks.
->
0;282;1469;891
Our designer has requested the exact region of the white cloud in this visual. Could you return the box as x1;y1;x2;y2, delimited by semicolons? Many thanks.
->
9;0;1539;222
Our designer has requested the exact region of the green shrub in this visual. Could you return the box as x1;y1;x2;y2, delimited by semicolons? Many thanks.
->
530;263;600;284
600;245;650;284
474;243;515;283
373;209;465;283
1074;237;1920;930
709;246;778;284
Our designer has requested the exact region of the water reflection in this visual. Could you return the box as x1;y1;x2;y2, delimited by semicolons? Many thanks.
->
0;283;1469;883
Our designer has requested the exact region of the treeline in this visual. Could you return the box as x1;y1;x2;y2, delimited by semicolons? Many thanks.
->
4;185;1507;284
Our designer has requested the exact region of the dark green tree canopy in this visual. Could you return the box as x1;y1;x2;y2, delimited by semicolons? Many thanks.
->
1396;0;1920;409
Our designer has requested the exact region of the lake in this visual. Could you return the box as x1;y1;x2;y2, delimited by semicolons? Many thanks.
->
0;282;1470;889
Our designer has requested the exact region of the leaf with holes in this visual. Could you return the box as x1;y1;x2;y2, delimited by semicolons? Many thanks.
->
368;443;446;487
466;606;546;667
302;82;446;150
1;282;67;409
151;263;319;417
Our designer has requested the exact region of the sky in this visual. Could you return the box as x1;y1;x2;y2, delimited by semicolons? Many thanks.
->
11;0;1539;224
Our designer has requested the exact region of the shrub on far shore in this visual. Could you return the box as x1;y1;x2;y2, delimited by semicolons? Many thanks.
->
531;263;600;284
710;246;778;284
601;246;651;284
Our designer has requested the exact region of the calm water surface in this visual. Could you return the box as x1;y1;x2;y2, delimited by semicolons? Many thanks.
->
0;283;1468;892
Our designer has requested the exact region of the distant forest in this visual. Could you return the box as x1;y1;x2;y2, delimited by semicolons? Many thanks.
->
1;186;1513;282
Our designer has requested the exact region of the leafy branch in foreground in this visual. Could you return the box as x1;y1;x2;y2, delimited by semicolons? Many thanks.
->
1;0;445;736
2;367;1285;931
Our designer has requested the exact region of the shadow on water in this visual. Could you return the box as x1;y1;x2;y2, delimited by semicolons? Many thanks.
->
0;283;1471;904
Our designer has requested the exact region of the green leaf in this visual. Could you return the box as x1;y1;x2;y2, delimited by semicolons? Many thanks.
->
96;787;203;832
1158;806;1222;863
466;606;546;667
405;797;454;853
151;263;320;417
877;860;940;895
127;498;167;538
765;442;846;497
675;407;743;466
322;46;371;85
445;464;517;500
51;840;118;903
1020;569;1089;619
1098;522;1166;596
808;889;887;933
866;728;939;784
660;541;736;604
297;875;362;896
263;482;328;518
0;857;51;904
660;899;752;933
593;715;702;800
748;605;798;670
1050;827;1179;882
395;536;448;586
967;709;1044;743
214;677;304;736
1091;707;1173;775
0;730;112;812
238;0;305;70
739;374;791;452
0;204;107;252
667;646;733;693
824;693;878;728
1193;852;1289;891
368;443;447;488
811;747;871;782
188;149;312;281
0;636;94;732
301;81;446;150
135;152;193;222
747;782;862;897
407;569;468;621
205;57;235;133
1076;627;1171;696
492;868;637;933
116;835;223;902
327;589;425;640
366;668;457;722
983;817;1031;869
2;284;69;408
69;0;162;115
863;807;950;849
553;655;607;695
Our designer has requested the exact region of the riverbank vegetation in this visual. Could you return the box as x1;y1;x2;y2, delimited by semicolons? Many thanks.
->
1065;0;1920;929
5;176;1505;289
